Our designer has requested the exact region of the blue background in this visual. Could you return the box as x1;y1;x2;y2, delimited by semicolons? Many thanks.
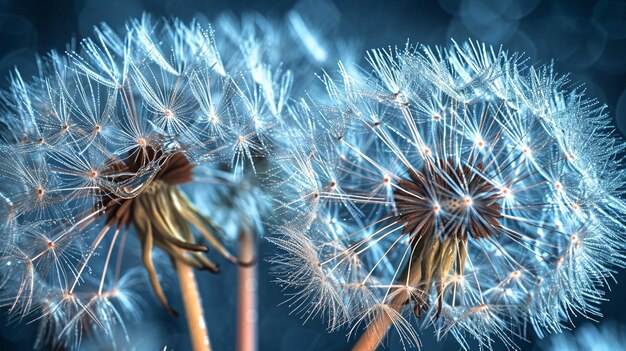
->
0;0;625;350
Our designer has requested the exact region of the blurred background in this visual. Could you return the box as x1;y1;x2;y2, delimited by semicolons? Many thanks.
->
0;0;625;350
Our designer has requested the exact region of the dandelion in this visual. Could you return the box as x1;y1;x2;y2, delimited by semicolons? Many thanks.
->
0;12;326;350
273;41;626;350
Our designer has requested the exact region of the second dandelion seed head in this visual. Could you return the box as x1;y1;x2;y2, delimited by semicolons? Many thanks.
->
274;40;626;349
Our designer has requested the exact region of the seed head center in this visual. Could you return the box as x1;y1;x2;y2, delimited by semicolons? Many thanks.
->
393;161;502;241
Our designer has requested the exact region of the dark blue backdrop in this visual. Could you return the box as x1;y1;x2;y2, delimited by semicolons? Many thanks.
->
0;0;625;350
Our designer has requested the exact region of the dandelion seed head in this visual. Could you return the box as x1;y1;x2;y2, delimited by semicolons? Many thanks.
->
0;9;339;348
274;40;626;349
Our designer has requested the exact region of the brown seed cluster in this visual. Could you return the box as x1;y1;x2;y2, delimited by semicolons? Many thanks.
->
95;147;223;316
98;147;195;228
393;160;502;241
391;160;503;317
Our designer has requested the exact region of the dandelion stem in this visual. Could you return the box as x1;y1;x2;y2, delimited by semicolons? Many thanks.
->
352;294;405;351
176;259;211;351
236;229;257;351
